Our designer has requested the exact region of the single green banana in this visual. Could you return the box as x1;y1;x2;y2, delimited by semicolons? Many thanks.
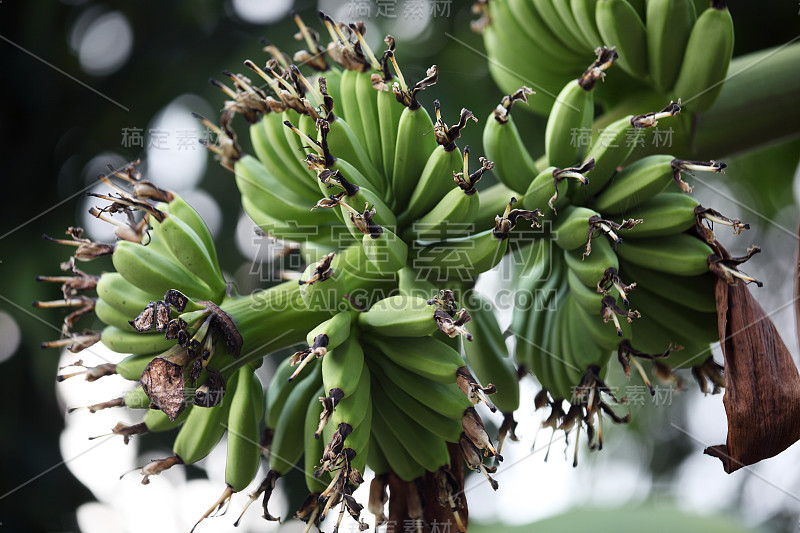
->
322;361;371;444
353;70;385;188
358;295;437;337
173;371;238;465
376;87;404;190
619;258;717;312
463;294;520;413
101;326;173;357
303;385;329;493
366;335;464;384
153;213;227;297
144;405;191;432
398;266;439;301
581;114;638;197
616;232;712;276
524;166;573;215
591;154;675;214
483;105;539;194
265;357;299;429
563;234;619;287
619;192;700;238
225;367;263;492
362;228;408;274
596;0;649;78
94;299;141;332
647;0;697;92
553;205;602;251
322;334;365;398
545;80;595;168
403;187;480;242
163;195;226;282
392;104;438;211
306;311;354;351
366;434;391;476
269;362;322;476
671;0;734;112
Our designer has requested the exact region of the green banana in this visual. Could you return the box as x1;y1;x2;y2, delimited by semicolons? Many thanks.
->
303;385;329;493
366;335;464;384
619;258;717;313
124;386;151;409
571;0;605;49
225;367;263;492
362;228;408;274
367;353;471;419
369;360;463;442
483;101;538;194
596;0;649;78
553;0;596;50
523;166;572;215
144;405;191;432
376;87;404;190
358;295;437;337
269;362;322;476
591;154;675;214
403;187;480;242
173;371;238;464
671;0;734;112
102;326;173;357
647;0;697;92
463;294;520;413
631;286;719;345
533;0;593;55
353;70;385;189
398;266;438;301
392;105;438;211
620;192;700;238
581;114;637;197
306;311;354;351
154;213;226;297
369;402;426;481
553;205;602;251
111;240;215;301
371;385;450;473
254;112;319;196
366;434;391;476
325;117;386;198
545;80;595;168
95;273;159;319
94;299;145;332
563;234;619;287
163;195;226;282
399;145;464;227
323;361;371;444
322;334;365;399
616;232;713;276
265;357;300;429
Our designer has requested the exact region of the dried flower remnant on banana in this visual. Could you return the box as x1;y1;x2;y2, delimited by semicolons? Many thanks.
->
493;197;542;240
631;100;682;129
579;46;619;90
671;159;727;193
550;158;595;213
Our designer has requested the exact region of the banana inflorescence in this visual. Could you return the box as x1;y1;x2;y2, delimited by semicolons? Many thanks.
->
35;6;764;533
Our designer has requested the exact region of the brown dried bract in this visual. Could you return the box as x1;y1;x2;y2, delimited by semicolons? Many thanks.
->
140;357;186;421
705;240;800;473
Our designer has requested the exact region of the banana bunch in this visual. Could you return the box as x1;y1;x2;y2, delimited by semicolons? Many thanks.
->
505;71;757;464
475;0;734;114
35;8;761;533
247;292;502;532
